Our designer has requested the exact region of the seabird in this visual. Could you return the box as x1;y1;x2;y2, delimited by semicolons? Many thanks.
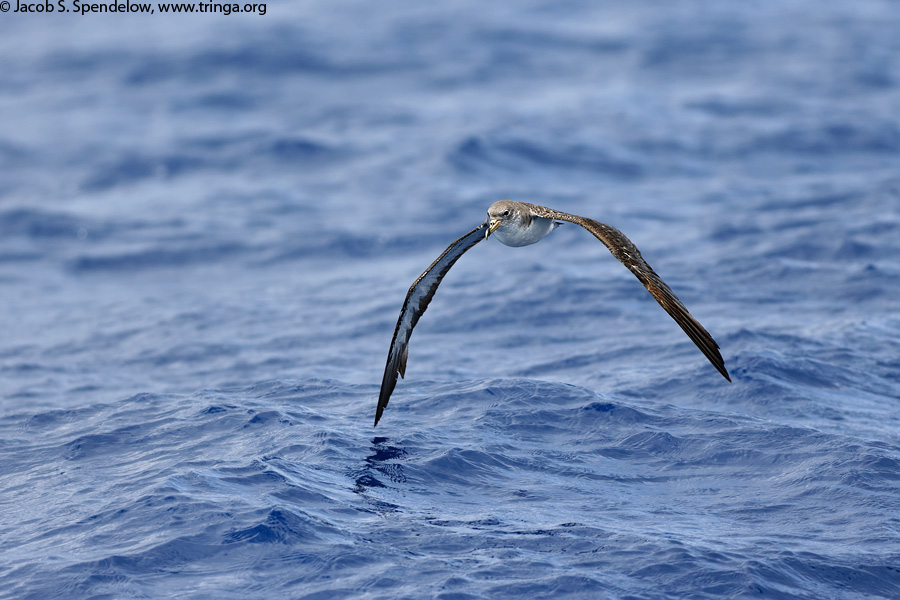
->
375;200;730;426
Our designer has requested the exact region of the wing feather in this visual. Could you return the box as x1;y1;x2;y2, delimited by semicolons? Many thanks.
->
375;223;488;425
523;203;731;382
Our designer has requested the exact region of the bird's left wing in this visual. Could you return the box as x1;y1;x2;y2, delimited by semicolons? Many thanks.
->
524;203;730;382
375;223;489;426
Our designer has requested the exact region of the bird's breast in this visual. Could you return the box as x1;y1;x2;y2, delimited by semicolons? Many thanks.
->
494;216;558;247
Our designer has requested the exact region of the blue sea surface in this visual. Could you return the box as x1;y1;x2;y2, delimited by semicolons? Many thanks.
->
2;1;900;598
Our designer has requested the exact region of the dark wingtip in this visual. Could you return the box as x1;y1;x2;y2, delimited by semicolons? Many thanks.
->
709;341;731;382
375;360;397;427
707;346;731;382
374;391;388;427
710;348;731;382
374;394;388;426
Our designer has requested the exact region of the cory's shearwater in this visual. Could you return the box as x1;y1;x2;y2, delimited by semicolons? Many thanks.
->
375;200;730;426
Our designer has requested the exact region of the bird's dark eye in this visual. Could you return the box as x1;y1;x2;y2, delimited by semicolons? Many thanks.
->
503;210;510;217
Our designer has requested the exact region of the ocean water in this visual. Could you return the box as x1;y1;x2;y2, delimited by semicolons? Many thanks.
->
2;1;900;598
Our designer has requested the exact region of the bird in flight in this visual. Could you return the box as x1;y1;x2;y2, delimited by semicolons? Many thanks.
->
375;200;730;426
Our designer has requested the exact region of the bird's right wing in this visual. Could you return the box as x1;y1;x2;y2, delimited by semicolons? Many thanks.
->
375;223;489;426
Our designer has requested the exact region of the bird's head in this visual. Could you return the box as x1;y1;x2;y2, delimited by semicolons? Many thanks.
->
485;200;523;239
